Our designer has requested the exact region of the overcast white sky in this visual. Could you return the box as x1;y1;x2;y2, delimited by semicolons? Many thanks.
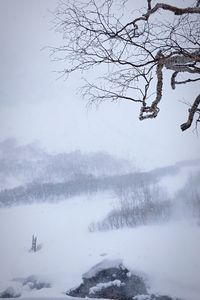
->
0;0;200;170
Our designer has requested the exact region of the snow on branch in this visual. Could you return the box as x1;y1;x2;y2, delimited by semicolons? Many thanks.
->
53;0;200;131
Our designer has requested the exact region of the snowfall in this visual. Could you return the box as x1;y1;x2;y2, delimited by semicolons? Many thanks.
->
0;171;200;300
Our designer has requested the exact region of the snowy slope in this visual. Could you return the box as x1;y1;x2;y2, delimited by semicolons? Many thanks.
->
0;192;200;300
158;163;200;197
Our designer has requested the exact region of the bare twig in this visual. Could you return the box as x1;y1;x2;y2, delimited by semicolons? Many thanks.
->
52;0;200;131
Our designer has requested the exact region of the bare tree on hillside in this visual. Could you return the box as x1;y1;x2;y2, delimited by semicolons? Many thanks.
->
53;0;200;131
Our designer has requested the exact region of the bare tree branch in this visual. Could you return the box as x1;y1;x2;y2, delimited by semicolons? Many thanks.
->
181;95;200;131
139;51;164;120
52;0;200;131
145;3;200;17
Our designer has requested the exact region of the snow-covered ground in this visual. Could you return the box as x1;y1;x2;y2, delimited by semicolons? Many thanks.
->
0;192;200;300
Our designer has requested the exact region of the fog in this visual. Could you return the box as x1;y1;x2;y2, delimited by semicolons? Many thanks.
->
0;2;200;298
0;0;199;170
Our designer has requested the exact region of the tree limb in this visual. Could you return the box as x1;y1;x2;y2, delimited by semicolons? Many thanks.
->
145;2;200;18
181;94;200;131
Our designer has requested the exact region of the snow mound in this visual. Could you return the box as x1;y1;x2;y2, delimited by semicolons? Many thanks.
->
89;279;125;295
83;259;123;279
133;296;151;300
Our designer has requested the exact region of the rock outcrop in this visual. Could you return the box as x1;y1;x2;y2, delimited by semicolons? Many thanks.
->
0;286;21;298
66;259;178;300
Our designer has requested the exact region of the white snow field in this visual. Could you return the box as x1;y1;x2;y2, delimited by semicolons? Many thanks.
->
0;192;200;300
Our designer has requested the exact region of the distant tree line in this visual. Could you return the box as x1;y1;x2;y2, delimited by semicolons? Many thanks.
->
89;183;171;231
0;172;155;206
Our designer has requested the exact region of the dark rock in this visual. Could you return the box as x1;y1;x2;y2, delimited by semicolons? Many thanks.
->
67;259;147;299
0;287;21;298
67;259;181;300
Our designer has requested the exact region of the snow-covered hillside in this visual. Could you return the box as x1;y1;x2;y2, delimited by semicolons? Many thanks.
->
0;193;200;300
0;139;132;190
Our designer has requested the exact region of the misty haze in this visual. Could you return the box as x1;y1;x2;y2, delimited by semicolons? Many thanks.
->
0;1;200;300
